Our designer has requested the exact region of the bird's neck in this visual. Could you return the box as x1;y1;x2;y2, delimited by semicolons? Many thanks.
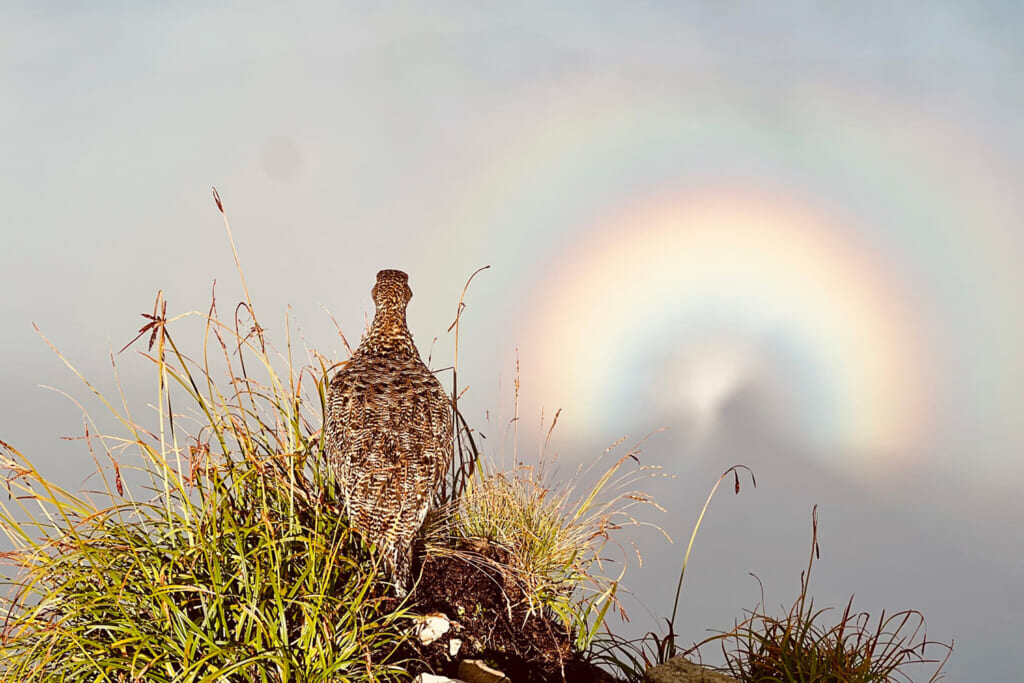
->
359;309;417;357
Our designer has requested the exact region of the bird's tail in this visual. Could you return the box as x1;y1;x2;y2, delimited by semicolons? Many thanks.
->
390;543;413;598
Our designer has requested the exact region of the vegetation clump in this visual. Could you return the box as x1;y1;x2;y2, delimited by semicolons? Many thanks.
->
584;485;952;683
703;506;953;683
0;285;414;681
404;440;663;682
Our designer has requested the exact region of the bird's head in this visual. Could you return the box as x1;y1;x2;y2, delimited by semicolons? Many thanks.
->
371;269;414;315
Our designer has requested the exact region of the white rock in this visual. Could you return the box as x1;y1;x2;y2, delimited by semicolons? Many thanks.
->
412;613;451;645
448;637;463;658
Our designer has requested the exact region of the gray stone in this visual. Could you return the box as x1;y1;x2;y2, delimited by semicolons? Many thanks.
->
458;659;511;683
644;656;738;683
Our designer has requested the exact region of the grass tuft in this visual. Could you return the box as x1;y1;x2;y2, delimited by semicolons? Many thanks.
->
700;505;953;683
0;192;418;681
0;285;414;681
425;433;668;654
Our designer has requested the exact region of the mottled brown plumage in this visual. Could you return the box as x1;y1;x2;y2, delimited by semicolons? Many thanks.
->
324;269;453;595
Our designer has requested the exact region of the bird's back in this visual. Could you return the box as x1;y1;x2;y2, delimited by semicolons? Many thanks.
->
323;269;453;593
327;351;451;545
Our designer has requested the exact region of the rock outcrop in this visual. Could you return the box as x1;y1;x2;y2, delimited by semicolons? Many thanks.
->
644;656;738;683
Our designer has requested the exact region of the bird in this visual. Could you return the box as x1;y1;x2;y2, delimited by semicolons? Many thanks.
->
324;269;453;596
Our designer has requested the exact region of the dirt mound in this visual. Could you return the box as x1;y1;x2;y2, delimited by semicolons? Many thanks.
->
400;552;617;682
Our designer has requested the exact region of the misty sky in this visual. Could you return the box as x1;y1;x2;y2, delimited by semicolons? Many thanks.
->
2;3;1022;679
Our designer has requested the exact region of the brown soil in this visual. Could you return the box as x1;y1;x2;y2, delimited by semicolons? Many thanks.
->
397;551;620;683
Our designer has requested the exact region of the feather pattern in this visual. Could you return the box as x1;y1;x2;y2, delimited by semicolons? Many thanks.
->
324;269;453;595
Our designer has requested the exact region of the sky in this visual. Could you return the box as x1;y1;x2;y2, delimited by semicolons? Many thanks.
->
2;2;1022;678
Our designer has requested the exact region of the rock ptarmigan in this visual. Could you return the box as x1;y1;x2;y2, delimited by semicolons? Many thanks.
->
324;269;453;595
